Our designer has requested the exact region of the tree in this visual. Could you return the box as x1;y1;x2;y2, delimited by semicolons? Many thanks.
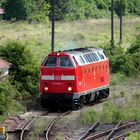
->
127;0;140;15
2;0;50;22
2;0;26;20
114;0;128;16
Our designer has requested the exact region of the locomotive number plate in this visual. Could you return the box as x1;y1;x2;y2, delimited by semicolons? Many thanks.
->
52;82;63;85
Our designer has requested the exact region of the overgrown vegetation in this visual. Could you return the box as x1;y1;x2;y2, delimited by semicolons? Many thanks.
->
0;41;39;97
0;41;39;122
80;91;140;124
0;0;140;125
127;132;140;140
28;118;48;140
1;0;140;21
101;34;140;84
1;0;50;22
0;79;23;122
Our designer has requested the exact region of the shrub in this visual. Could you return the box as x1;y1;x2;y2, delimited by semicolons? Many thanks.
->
102;41;140;78
127;35;140;54
99;102;123;123
110;72;126;85
79;109;97;125
2;0;49;22
0;41;39;98
0;79;23;122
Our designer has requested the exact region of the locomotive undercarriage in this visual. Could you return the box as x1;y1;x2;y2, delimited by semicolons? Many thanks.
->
41;87;110;110
73;88;110;109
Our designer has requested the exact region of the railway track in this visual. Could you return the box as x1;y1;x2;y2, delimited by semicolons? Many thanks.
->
20;116;36;140
4;111;49;140
45;111;72;140
78;121;140;140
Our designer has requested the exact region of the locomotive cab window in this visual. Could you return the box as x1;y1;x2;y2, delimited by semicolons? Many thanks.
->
44;56;57;67
60;56;73;67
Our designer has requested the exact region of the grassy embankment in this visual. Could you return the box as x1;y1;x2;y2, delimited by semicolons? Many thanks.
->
0;17;140;125
0;17;140;62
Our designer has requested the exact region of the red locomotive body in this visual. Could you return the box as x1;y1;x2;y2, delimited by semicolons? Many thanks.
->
40;47;110;109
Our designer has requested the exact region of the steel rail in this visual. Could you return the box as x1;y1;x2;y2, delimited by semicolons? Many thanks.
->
78;122;99;140
111;128;140;140
85;121;140;140
20;117;36;140
104;121;122;140
45;111;71;140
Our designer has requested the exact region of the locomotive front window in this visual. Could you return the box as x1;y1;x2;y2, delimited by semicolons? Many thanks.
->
60;57;73;67
44;56;57;67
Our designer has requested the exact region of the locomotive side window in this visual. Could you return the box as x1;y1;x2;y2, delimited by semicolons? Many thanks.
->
79;55;86;64
83;54;89;63
97;51;106;60
90;53;95;62
60;56;73;67
87;54;93;62
44;56;57;67
91;53;99;61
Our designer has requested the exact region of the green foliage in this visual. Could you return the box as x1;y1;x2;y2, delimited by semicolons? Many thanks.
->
2;0;50;22
79;91;140;124
98;97;140;123
2;0;26;20
114;0;128;16
0;41;39;97
1;0;140;21
48;0;140;21
79;109;97;125
127;132;140;140
99;102;123;123
110;73;126;85
128;0;140;15
0;79;23;122
23;0;50;23
102;35;140;78
111;53;138;76
127;35;140;54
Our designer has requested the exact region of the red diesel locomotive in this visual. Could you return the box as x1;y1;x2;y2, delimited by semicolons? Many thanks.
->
40;47;110;109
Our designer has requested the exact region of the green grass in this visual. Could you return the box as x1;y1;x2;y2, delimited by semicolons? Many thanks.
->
127;132;140;140
0;17;140;62
79;91;140;124
27;117;48;140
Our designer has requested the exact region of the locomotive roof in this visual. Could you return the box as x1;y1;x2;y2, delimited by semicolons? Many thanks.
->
63;47;103;56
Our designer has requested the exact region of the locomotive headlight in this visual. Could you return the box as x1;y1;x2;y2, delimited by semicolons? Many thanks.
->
44;87;48;91
68;87;72;91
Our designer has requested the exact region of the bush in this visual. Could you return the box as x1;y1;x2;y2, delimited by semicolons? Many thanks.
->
79;109;97;125
0;41;39;98
110;72;126;85
127;35;140;54
2;0;49;22
102;40;140;78
0;79;23;122
99;102;123;123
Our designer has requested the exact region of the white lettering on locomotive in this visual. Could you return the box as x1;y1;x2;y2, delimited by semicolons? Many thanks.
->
42;75;75;80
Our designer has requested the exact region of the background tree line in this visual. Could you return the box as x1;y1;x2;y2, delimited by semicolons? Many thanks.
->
0;0;140;22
